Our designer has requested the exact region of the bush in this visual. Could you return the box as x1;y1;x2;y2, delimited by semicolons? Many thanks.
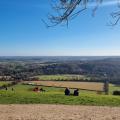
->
113;91;120;96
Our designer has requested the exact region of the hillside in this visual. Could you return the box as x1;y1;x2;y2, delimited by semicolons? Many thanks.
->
0;56;120;83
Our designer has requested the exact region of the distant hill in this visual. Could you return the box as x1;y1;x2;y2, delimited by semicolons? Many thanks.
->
0;56;120;62
0;56;120;84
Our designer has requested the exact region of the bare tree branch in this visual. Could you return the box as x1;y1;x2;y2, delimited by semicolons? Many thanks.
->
45;0;120;27
110;10;120;25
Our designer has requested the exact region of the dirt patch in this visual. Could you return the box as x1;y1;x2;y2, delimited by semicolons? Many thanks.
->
0;104;120;120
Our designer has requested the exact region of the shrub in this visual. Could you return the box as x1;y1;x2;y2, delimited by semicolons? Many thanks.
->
113;91;120;96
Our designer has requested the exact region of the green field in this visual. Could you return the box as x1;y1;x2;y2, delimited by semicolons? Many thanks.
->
35;74;90;81
0;82;120;106
0;81;11;86
109;84;120;94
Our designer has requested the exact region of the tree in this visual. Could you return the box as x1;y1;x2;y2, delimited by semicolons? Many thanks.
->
46;0;120;27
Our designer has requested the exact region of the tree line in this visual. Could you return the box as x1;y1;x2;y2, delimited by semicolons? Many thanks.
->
0;58;120;83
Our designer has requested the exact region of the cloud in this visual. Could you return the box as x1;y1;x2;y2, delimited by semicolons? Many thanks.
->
88;0;120;7
100;0;119;7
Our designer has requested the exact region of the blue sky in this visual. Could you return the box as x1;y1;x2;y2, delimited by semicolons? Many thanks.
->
0;0;120;56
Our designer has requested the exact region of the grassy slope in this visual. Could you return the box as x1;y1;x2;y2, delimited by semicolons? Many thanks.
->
0;84;120;106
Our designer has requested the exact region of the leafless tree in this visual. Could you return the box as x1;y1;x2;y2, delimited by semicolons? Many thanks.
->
44;0;120;27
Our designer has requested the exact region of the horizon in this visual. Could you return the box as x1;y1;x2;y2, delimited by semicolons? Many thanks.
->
0;55;120;57
0;0;120;56
1;55;120;58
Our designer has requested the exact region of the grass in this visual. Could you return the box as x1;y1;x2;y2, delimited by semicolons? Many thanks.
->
109;84;120;94
0;81;11;87
0;83;120;106
35;74;90;81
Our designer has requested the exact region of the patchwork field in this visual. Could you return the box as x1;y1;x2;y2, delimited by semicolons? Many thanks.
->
24;81;104;91
35;74;90;81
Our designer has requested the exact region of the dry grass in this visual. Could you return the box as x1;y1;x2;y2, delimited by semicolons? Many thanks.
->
24;81;104;91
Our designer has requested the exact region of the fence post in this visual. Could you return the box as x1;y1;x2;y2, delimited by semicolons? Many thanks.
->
104;79;109;95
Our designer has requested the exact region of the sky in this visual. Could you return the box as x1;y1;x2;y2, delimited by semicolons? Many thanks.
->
0;0;120;56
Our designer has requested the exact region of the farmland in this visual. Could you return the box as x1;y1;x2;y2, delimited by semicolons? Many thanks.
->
35;74;90;81
1;56;120;84
0;57;120;106
24;81;104;91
